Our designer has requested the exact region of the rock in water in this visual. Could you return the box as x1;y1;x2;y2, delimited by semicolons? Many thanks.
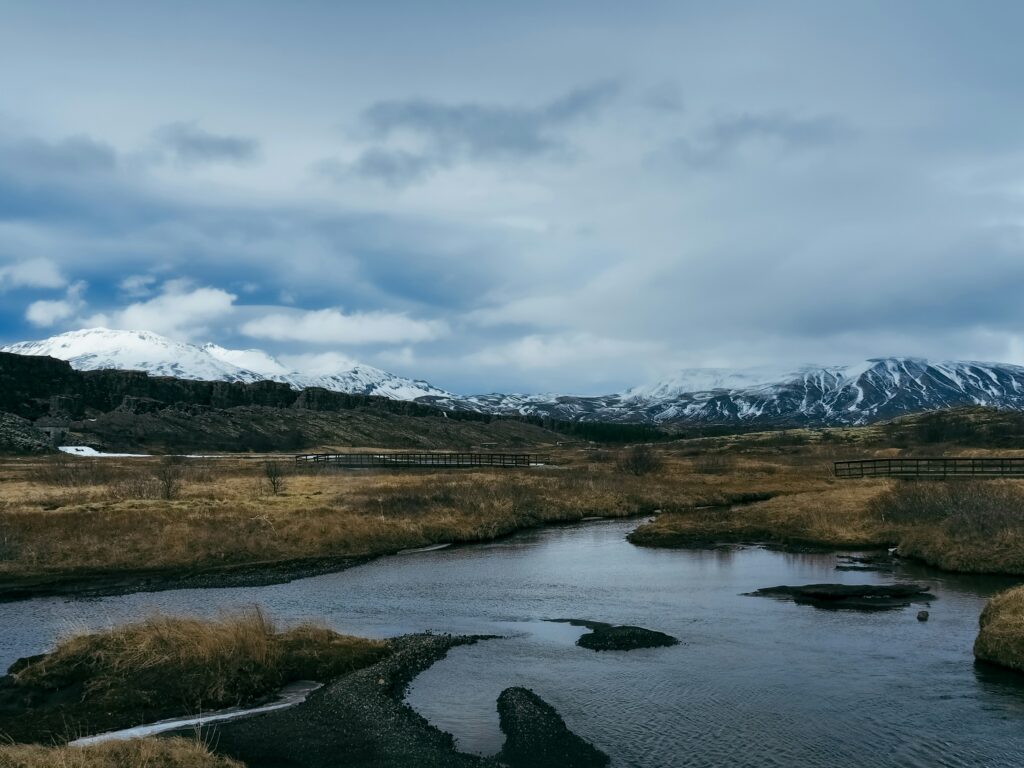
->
747;583;935;611
548;619;679;651
917;610;930;621
497;687;609;768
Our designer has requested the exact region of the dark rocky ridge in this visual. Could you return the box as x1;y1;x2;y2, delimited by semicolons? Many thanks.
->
0;413;51;454
0;351;466;421
0;352;555;453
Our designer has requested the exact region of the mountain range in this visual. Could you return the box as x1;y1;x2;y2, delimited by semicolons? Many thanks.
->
6;328;1024;428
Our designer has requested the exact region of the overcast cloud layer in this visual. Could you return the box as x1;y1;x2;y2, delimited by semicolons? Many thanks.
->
1;1;1023;394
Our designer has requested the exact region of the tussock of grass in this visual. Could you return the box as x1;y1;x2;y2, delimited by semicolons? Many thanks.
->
0;737;243;768
12;608;387;714
974;586;1024;672
872;481;1024;573
0;609;387;745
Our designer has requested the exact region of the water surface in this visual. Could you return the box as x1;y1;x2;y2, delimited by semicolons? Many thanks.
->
3;518;1024;767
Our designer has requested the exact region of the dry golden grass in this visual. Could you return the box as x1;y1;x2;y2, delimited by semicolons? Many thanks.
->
874;481;1024;574
5;434;1023;580
0;450;832;580
0;738;243;768
0;609;387;746
629;482;894;548
974;585;1024;672
12;608;387;713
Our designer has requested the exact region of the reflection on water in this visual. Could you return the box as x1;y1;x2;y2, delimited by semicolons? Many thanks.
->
2;519;1024;767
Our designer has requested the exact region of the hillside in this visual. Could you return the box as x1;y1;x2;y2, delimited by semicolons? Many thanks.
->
0;351;558;453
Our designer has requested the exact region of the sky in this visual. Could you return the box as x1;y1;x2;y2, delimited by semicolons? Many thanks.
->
1;1;1023;395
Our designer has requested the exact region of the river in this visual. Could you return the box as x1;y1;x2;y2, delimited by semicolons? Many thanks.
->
3;518;1024;767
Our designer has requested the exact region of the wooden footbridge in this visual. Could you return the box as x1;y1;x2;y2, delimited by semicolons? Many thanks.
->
834;457;1024;479
294;452;550;469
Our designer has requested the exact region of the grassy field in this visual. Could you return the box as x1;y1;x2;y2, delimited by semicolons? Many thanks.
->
0;738;243;768
3;410;1024;584
0;609;387;744
0;447;832;582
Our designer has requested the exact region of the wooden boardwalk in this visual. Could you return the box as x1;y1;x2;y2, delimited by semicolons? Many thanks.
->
294;452;550;469
834;457;1024;479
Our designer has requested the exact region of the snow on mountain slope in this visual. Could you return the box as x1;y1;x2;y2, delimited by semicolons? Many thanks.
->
621;366;791;402
443;358;1024;426
3;328;264;383
6;329;1024;425
2;328;454;401
202;343;292;377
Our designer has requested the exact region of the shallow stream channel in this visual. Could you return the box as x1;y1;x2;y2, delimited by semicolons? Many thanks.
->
4;518;1024;767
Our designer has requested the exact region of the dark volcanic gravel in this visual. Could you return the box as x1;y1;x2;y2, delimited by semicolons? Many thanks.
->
206;634;499;768
497;687;609;768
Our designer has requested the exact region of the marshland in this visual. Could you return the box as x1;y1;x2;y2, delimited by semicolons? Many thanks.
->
4;410;1024;766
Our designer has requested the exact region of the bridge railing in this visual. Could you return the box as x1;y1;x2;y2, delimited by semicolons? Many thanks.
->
834;457;1024;479
294;452;551;468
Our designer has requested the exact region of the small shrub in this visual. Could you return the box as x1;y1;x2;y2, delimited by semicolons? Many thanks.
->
108;474;159;500
617;444;663;477
692;453;733;475
152;456;185;500
29;454;113;488
263;461;288;495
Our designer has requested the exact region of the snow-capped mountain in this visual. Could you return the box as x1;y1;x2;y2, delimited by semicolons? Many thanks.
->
2;328;266;383
6;329;1024;426
1;328;454;401
434;358;1024;426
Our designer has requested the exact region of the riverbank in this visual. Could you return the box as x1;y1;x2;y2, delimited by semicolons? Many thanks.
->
0;610;387;744
628;483;894;551
210;632;498;768
6;431;1024;599
2;514;1021;767
0;450;827;600
630;478;1024;576
0;610;616;768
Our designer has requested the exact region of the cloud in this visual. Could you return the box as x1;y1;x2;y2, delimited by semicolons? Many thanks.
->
241;308;447;345
83;281;237;340
154;122;260;167
327;81;619;186
0;135;117;177
672;111;850;167
119;274;157;298
318;149;435;188
468;332;663;372
644;82;685;113
277;351;361;375
0;258;66;290
25;280;86;327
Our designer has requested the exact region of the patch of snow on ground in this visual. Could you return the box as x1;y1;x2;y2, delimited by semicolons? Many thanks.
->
59;446;150;458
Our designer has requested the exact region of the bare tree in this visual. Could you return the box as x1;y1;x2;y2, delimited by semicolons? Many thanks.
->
617;444;663;477
152;456;185;500
263;461;288;495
